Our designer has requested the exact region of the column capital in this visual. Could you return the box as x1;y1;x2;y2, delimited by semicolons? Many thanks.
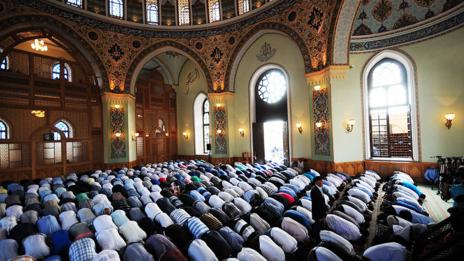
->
208;92;234;105
305;65;350;87
101;92;136;102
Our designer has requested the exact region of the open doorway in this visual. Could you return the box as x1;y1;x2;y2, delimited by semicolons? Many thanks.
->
251;66;290;165
263;120;287;164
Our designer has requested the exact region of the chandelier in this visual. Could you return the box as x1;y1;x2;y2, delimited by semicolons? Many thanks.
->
31;39;48;52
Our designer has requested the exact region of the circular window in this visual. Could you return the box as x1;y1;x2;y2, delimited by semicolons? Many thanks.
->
257;70;287;104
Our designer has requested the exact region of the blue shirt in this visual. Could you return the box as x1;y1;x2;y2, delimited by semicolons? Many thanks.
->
399;182;423;197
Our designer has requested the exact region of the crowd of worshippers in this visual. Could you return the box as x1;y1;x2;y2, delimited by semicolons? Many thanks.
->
365;171;464;260
0;159;445;261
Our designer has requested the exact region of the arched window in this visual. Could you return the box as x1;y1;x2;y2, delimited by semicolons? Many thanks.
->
208;0;220;22
54;120;73;140
146;0;159;25
194;93;210;155
364;52;417;160
51;62;72;81
202;99;210;153
66;0;82;8
109;0;124;18
238;0;250;15
257;69;287;104
178;0;191;25
0;56;8;71
0;120;8;139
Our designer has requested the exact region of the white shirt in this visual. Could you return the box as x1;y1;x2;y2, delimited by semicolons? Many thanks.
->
188;239;218;261
363;242;407;261
347;188;371;203
314;247;342;261
342;204;365;224
59;210;78;230
270;227;298;254
348;196;367;212
258;235;285;261
320;230;355;256
96;228;126;250
237;248;267;261
326;214;362;241
281;217;309;243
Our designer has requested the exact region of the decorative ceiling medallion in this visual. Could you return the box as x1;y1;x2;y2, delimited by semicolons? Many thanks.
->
132;40;141;48
256;42;276;62
211;47;223;64
108;43;124;61
88;31;98;41
308;7;324;31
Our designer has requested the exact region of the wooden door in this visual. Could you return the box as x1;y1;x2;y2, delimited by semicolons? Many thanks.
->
252;122;264;164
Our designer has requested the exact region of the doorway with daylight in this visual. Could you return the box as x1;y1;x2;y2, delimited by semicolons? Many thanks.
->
251;66;290;165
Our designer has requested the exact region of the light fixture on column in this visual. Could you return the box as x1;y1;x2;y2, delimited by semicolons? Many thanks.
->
315;122;323;128
114;104;121;109
313;85;321;91
216;129;224;135
31;39;48;52
296;123;303;134
182;131;189;140
115;132;122;138
445;113;455;129
132;132;139;141
238;128;245;137
345;119;356;133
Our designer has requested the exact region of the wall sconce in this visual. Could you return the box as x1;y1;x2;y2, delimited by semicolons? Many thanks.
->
315;122;323;128
182;131;189;140
165;132;169;137
296;123;303;134
345;119;356;133
313;85;321;91
238;128;245;137
145;134;150;137
216;129;224;135
132;132;139;141
115;132;122;138
445;113;455;129
114;104;121;109
31;110;46;118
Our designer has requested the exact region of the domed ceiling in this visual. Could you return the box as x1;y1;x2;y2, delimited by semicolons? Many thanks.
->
352;0;463;36
51;0;273;27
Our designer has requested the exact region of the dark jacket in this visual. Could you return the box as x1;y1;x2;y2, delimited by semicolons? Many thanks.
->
310;186;328;221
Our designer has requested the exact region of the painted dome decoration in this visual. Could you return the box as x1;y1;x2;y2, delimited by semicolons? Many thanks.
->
353;0;464;36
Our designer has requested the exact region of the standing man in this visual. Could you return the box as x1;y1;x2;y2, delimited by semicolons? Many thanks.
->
311;176;328;240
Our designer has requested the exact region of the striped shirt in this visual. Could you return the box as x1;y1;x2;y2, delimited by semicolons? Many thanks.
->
187;217;210;239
